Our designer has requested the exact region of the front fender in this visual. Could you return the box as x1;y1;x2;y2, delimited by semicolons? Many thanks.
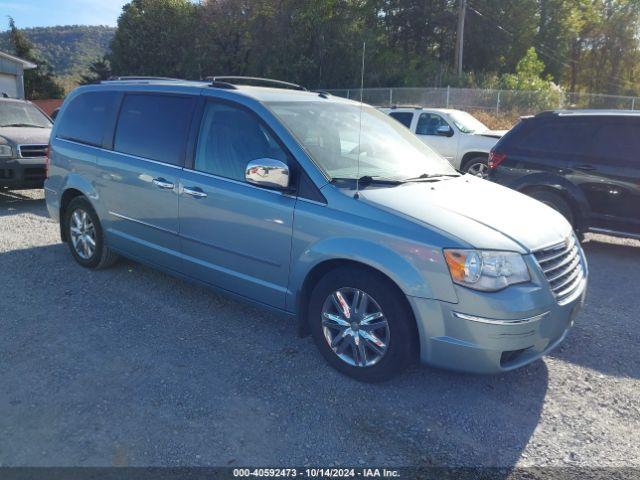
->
288;236;458;313
459;134;498;156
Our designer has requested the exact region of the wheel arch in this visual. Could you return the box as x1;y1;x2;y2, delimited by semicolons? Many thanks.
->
460;151;489;170
58;175;100;242
516;176;590;232
295;257;420;351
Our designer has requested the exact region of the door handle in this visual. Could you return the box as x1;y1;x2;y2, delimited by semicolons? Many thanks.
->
153;177;175;190
575;164;596;172
183;186;207;199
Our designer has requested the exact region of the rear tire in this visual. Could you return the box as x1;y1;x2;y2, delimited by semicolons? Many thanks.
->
63;196;119;269
308;266;417;382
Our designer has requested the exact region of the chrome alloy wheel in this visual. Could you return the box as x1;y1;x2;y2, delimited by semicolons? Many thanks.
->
69;208;96;260
467;162;489;178
321;288;390;367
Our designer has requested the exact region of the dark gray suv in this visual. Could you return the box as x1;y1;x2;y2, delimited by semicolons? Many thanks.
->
0;98;52;190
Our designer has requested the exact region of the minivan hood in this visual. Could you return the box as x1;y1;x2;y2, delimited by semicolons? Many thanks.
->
359;175;572;253
0;127;51;146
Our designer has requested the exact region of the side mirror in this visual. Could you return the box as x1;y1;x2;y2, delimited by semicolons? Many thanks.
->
436;125;454;137
245;158;290;190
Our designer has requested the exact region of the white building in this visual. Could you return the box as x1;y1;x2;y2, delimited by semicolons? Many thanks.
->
0;50;36;99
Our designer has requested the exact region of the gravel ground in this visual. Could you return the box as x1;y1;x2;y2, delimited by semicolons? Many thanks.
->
0;189;638;468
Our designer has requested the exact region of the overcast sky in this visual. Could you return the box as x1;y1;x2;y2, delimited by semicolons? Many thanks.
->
0;0;130;29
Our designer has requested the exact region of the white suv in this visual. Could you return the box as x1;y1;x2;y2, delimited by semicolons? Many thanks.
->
380;107;506;177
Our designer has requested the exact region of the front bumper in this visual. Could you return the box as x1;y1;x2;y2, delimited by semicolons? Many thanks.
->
407;278;587;374
0;158;46;189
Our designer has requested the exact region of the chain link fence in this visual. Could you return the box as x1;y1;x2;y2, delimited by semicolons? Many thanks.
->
326;87;639;116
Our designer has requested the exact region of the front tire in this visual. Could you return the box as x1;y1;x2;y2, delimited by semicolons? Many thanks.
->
308;266;417;382
64;196;118;269
463;156;489;178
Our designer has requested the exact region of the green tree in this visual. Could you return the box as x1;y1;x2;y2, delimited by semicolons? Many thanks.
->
79;56;112;84
500;48;553;90
463;0;538;75
499;48;562;111
109;0;200;78
104;0;640;96
534;0;586;84
363;0;457;86
573;0;640;96
8;17;63;99
196;0;370;89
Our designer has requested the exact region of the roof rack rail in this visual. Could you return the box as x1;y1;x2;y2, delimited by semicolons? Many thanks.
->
207;79;238;90
209;76;307;91
102;76;184;83
535;110;558;117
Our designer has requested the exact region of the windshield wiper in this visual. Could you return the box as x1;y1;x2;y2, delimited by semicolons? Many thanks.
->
403;173;460;182
0;123;47;128
332;175;405;186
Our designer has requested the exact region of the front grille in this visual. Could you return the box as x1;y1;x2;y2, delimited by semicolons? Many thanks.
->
18;144;48;158
534;235;585;303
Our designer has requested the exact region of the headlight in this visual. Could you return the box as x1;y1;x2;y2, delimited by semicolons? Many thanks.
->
0;145;12;158
444;249;530;291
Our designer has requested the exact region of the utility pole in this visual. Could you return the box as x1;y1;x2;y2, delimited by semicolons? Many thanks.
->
454;0;467;78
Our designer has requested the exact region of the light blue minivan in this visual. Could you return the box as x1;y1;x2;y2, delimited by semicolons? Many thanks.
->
45;77;587;381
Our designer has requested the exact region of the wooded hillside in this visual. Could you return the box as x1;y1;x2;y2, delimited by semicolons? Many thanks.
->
0;25;114;88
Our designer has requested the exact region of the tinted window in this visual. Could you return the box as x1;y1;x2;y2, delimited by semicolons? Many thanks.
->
590;121;640;165
57;91;120;147
515;119;596;156
388;112;413;128
195;102;288;181
416;113;450;135
114;94;195;165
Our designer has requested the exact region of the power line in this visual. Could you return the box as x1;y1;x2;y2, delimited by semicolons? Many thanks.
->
467;2;572;69
466;1;631;91
467;1;630;90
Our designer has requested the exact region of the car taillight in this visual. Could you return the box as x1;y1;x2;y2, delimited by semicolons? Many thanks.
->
488;150;506;169
45;143;50;179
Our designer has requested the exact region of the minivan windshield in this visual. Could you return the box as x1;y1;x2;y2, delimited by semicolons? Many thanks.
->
448;111;488;134
0;101;52;128
266;101;456;181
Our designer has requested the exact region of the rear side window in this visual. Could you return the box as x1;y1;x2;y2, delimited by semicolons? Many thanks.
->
388;112;413;129
590;120;640;165
57;91;120;147
114;94;195;166
514;118;596;156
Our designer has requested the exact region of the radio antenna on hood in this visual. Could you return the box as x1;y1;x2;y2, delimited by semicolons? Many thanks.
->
354;41;366;200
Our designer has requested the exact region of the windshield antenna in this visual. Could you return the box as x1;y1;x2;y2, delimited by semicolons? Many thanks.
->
354;41;366;199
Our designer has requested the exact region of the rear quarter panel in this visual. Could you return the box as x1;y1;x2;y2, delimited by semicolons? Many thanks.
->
46;139;104;220
45;88;106;219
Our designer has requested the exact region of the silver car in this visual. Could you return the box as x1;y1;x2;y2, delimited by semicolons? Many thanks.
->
0;98;52;190
44;77;587;381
